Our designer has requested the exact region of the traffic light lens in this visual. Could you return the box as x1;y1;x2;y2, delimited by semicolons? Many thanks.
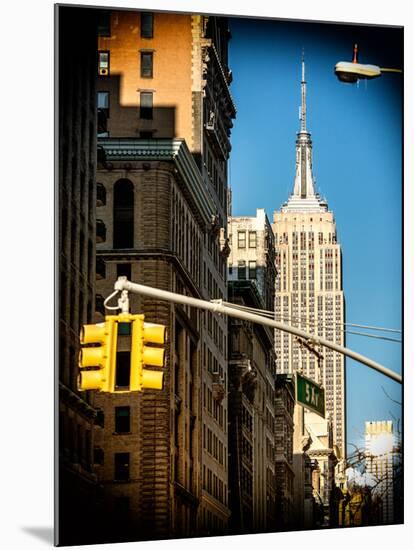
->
118;322;131;336
142;369;163;390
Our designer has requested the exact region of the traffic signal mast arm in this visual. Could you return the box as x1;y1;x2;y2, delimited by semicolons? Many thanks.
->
114;277;402;385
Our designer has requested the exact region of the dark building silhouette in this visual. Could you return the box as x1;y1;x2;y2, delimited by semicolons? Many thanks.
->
56;5;100;546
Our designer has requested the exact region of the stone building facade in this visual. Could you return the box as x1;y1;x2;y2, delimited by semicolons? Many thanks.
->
291;406;316;529
57;6;100;546
305;411;337;527
274;375;295;529
228;208;276;313
92;10;235;541
227;210;279;532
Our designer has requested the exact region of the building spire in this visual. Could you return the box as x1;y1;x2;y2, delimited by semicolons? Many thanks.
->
281;54;328;213
300;49;307;133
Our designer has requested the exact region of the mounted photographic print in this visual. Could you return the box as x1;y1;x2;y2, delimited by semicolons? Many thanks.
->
56;3;403;545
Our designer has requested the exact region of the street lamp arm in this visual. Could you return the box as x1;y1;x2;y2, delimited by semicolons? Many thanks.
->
113;277;402;384
379;67;403;73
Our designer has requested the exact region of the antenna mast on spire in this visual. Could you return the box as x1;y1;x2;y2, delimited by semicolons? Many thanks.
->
301;50;307;132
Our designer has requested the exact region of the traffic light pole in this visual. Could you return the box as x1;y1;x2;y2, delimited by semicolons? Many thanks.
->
113;277;402;384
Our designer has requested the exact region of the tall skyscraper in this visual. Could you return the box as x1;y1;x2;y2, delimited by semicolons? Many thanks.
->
272;57;346;458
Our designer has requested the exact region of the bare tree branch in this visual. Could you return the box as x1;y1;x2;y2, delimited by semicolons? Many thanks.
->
381;385;402;406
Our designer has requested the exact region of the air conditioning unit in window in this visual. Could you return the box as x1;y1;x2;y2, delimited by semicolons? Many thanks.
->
99;67;108;76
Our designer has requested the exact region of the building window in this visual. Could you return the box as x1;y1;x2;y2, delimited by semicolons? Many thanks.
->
237;231;246;248
98;51;110;76
140;51;153;78
95;409;105;427
248;231;257;248
113;179;134;248
117;263;131;280
95;293;105;316
115;406;131;433
140;91;153;120
140;130;154;138
238;260;246;280
96;182;106;207
114;452;130;481
94;447;104;465
228;265;233;275
141;12;154;38
249;260;257;279
97;11;111;36
96;219;107;242
97;92;109;137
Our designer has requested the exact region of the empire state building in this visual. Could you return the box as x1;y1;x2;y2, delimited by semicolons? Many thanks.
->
272;58;345;457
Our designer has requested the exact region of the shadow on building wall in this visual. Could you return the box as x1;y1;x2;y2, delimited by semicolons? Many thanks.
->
97;74;176;139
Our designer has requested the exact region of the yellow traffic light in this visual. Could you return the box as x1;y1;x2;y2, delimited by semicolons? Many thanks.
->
130;315;166;391
78;313;166;393
78;317;118;392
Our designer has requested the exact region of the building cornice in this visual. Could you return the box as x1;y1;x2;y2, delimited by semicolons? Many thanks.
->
308;448;336;459
98;138;216;227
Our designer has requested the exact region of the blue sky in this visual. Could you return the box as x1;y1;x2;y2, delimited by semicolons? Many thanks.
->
228;17;403;456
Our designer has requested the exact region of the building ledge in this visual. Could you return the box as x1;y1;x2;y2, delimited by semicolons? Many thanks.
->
200;491;231;518
174;482;199;508
59;382;97;421
98;138;216;227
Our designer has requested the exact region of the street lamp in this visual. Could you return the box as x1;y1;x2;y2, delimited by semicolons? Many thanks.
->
335;44;402;83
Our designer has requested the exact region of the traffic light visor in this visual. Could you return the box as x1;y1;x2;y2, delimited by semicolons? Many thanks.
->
142;369;163;390
80;323;106;345
143;323;166;345
143;346;165;367
78;369;105;391
79;347;106;368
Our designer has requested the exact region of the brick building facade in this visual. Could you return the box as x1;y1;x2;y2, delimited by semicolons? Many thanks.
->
91;10;235;541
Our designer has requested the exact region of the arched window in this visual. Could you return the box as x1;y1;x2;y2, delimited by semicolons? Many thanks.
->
113;179;134;248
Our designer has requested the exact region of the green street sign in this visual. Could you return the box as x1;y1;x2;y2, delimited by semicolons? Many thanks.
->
295;372;325;418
